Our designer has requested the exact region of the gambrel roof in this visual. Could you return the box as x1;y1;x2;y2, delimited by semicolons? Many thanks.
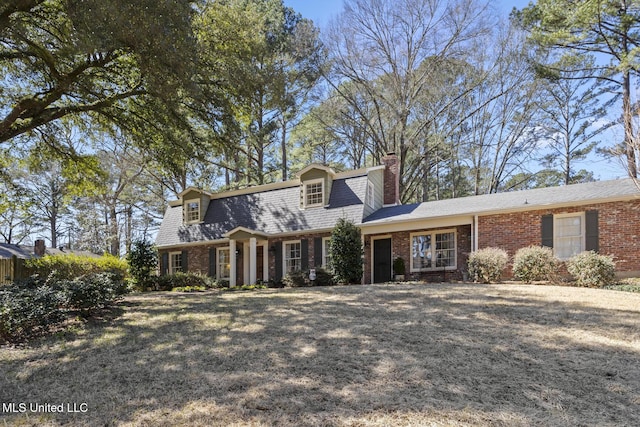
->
156;173;369;248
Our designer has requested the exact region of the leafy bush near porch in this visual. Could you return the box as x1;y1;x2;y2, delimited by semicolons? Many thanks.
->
282;268;335;287
512;246;558;283
330;218;363;284
26;254;128;281
154;272;217;291
468;247;508;283
567;251;616;288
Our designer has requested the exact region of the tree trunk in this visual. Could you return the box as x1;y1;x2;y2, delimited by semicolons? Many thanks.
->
623;70;637;178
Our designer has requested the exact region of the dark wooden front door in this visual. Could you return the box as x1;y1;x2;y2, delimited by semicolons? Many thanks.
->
373;238;392;283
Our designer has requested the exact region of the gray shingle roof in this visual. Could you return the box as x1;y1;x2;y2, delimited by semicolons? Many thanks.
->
363;178;640;225
156;174;369;247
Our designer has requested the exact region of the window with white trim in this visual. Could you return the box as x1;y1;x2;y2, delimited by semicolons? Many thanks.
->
322;237;332;270
367;180;375;208
304;179;324;207
554;213;585;260
185;199;200;223
169;252;183;274
284;241;302;273
217;247;231;279
410;230;456;272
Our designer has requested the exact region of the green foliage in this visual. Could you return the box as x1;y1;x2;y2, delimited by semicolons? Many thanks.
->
330;218;363;284
221;284;268;292
0;285;65;342
26;254;128;282
126;241;158;291
281;268;335;288
512;246;558;283
172;286;207;293
1;272;126;342
154;272;216;292
468;248;509;284
393;257;406;276
282;270;308;288
566;251;616;288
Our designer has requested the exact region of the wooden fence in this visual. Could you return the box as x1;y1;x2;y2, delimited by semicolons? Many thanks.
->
0;256;28;285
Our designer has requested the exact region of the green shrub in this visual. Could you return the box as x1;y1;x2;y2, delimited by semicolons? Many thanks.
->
155;272;215;291
58;273;125;312
312;268;335;286
126;241;158;291
330;218;363;284
468;247;509;283
0;285;65;342
393;257;406;276
512;245;558;283
172;286;206;292
282;270;308;287
26;254;128;281
567;251;616;288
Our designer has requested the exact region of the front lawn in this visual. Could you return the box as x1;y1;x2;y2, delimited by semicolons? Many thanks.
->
1;283;639;426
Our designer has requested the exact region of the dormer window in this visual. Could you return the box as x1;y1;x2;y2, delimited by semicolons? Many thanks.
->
185;199;200;223
304;179;324;208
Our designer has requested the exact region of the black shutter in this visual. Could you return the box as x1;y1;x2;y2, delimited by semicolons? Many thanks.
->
275;243;283;281
585;210;599;252
181;250;188;272
161;252;169;276
208;248;216;277
314;237;323;267
541;214;554;248
301;239;309;271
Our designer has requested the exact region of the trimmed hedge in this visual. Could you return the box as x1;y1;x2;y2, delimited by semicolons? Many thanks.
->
154;272;218;291
512;246;558;283
567;251;616;288
282;268;335;288
25;254;128;281
468;247;509;283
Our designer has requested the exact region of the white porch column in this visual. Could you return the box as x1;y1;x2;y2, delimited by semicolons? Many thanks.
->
243;242;249;285
229;239;236;287
249;237;257;285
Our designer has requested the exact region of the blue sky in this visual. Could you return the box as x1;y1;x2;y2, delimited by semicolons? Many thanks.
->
283;0;531;27
281;0;626;180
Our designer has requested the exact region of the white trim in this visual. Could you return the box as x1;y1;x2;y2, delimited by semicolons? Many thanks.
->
553;212;586;260
367;180;375;209
322;237;332;270
296;163;336;177
303;178;324;208
229;240;237;287
216;247;231;280
409;229;457;272
473;215;479;252
361;216;473;235
169;251;183;274
282;240;302;274
223;226;270;239
184;198;201;223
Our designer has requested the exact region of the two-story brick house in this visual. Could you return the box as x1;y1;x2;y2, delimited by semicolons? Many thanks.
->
156;154;640;285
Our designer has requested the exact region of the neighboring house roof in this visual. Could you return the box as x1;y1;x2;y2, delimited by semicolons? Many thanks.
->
156;173;369;247
362;178;640;226
0;244;33;259
0;244;101;259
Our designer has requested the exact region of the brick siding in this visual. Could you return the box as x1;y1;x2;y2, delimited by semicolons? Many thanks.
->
478;199;640;274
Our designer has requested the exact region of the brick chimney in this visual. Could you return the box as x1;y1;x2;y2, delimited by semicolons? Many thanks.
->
34;239;46;257
382;152;400;205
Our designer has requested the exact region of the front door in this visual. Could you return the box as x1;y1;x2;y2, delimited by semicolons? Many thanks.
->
373;238;392;283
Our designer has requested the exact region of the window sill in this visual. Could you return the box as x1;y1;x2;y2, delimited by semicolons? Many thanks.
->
410;266;457;273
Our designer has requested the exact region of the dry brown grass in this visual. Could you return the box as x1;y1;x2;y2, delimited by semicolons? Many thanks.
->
1;283;639;426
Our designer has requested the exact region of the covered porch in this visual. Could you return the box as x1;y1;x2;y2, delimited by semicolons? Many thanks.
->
223;227;270;287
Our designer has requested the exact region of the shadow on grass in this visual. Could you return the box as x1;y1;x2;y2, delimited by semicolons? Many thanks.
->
1;284;639;426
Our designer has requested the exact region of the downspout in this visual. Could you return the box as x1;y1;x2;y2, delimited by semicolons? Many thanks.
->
474;215;479;252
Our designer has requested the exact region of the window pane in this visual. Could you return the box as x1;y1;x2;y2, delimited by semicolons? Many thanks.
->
306;182;323;206
285;242;301;272
435;232;455;267
186;201;199;222
171;253;182;274
412;235;431;270
555;215;583;259
218;249;230;279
